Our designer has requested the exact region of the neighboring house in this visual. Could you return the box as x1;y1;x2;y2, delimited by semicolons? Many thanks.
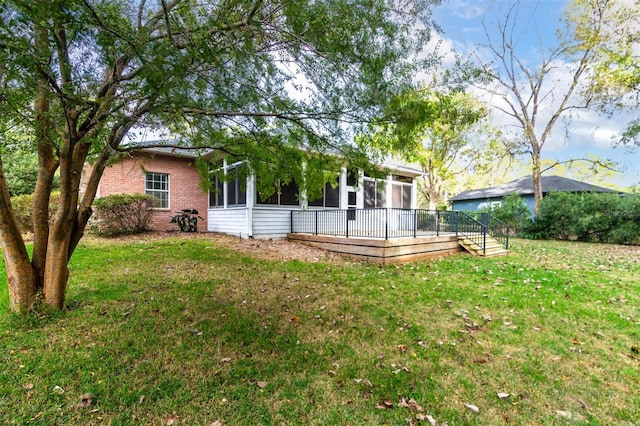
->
450;175;619;215
83;142;423;239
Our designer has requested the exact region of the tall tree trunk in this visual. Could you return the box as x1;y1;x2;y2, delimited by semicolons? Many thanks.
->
0;158;36;312
532;148;543;218
43;225;71;310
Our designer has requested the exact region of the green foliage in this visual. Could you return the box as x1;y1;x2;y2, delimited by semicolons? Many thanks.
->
522;191;640;245
92;194;153;236
0;133;60;196
9;192;60;234
0;0;443;312
485;194;531;235
361;89;493;208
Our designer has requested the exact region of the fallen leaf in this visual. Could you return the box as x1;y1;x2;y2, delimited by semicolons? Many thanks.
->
398;398;411;409
210;421;223;426
425;414;437;426
52;385;64;394
497;392;510;399
376;399;394;409
24;383;34;390
166;414;178;425
220;357;232;363
139;395;146;404
464;403;479;413
76;393;94;408
257;381;267;388
398;344;408;353
408;398;424;412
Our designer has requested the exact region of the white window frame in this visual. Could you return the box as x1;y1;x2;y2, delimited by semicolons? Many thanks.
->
145;172;170;209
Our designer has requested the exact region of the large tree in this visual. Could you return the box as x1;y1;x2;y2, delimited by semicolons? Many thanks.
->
471;0;626;216
0;0;439;313
587;0;640;145
363;89;495;209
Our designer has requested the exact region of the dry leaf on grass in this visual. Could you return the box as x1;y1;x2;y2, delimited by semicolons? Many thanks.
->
464;403;479;413
376;399;394;409
76;393;94;408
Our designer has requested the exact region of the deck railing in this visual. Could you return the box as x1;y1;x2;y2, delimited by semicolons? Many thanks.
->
290;208;509;253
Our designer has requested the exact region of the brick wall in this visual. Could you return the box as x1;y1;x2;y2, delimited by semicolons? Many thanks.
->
90;152;209;232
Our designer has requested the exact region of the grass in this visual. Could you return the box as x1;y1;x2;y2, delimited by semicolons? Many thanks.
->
0;235;638;425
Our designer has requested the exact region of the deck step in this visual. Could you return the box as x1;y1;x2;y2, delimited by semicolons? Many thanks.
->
458;236;509;257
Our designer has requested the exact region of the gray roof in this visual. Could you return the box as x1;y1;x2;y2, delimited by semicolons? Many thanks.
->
125;139;424;176
450;175;617;202
124;139;211;159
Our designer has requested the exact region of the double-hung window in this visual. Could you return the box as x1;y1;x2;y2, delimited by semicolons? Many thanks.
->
145;172;169;209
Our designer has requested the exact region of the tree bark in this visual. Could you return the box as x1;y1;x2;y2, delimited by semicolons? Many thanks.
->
532;147;543;218
0;158;36;312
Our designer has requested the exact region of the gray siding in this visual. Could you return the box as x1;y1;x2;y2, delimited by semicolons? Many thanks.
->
251;207;295;239
208;208;249;237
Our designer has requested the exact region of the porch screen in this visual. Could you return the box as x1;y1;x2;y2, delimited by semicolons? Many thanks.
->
308;179;340;208
364;179;385;208
256;179;300;206
391;175;412;209
227;167;246;207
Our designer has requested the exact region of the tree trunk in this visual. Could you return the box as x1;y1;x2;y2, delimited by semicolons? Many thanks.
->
532;148;543;218
43;228;71;310
0;158;36;312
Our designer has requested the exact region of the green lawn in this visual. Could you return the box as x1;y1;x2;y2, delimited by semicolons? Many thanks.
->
0;236;638;425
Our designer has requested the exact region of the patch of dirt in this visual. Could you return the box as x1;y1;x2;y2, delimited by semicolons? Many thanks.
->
88;231;350;264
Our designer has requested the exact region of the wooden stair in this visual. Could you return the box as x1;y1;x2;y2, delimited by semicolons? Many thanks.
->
458;235;509;257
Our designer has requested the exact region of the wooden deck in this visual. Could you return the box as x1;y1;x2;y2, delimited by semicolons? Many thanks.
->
287;233;461;264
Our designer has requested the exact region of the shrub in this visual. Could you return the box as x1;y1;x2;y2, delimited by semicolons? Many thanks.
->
92;193;153;236
487;194;531;235
524;191;640;245
10;192;60;234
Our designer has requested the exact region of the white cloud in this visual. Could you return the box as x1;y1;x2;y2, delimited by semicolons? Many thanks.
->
442;0;486;20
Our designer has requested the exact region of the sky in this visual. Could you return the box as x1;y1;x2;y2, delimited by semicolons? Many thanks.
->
430;0;640;189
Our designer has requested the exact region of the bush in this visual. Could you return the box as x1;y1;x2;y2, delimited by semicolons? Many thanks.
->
523;191;640;245
10;192;60;234
487;194;531;235
92;193;153;236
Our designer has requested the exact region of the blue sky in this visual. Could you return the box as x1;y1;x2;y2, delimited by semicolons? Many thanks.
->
431;0;640;189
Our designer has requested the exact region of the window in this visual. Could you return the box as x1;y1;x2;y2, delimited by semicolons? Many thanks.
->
145;172;169;209
364;178;386;208
256;179;300;206
308;178;340;208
